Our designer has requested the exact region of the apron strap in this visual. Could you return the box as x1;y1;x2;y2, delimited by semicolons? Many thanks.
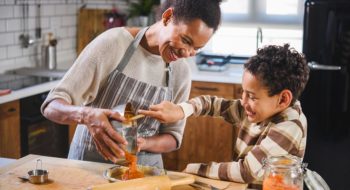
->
116;27;149;72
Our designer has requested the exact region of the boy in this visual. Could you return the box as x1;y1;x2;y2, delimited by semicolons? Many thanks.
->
139;44;310;185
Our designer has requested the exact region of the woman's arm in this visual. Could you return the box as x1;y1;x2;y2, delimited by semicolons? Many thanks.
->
43;98;127;163
139;95;243;125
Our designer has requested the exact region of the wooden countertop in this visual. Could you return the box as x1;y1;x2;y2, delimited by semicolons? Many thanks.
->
0;155;247;190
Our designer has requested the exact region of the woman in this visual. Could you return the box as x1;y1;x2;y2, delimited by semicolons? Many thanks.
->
41;0;222;168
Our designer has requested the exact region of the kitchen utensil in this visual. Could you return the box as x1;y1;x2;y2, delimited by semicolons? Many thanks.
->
26;159;49;184
41;33;58;70
190;181;230;190
128;114;145;121
35;2;41;39
103;165;166;182
191;175;232;190
110;102;140;154
19;0;34;48
90;173;195;190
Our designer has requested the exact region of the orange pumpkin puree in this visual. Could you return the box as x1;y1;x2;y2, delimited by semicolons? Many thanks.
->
263;174;300;190
121;150;144;180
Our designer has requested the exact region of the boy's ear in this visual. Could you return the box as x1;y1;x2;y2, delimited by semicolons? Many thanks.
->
278;89;293;109
162;8;173;26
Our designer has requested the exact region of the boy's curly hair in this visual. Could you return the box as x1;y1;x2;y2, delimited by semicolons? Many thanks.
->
244;44;310;104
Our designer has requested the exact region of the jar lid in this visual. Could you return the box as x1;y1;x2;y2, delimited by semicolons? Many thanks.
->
264;155;302;169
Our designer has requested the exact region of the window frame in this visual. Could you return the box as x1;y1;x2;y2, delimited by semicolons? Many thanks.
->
221;0;304;26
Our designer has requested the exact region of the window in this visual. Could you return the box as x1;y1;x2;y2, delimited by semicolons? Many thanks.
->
221;0;304;24
203;26;303;56
202;0;304;56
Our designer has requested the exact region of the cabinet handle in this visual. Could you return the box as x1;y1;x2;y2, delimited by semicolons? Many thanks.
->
194;87;219;92
7;108;16;113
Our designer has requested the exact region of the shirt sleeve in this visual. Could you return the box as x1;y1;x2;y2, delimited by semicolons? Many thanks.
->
182;95;244;126
41;28;126;113
183;120;305;184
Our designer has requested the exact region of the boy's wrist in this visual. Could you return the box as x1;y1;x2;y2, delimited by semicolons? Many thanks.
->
178;102;194;119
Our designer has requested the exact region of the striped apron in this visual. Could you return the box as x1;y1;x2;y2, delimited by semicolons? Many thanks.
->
68;27;172;168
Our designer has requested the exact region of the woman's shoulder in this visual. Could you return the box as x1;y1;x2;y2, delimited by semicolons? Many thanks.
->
93;27;134;47
171;58;191;78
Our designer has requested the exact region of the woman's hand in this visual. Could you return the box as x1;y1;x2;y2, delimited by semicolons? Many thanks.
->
81;107;127;163
138;101;184;123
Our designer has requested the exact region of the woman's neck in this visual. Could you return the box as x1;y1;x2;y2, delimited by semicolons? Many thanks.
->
140;22;161;55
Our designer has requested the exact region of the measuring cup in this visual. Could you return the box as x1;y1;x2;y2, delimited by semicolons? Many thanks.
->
111;103;139;155
27;159;49;184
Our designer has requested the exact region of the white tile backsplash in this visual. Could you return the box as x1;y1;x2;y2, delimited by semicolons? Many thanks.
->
0;6;13;19
6;18;21;31
55;4;67;15
50;16;61;28
7;45;22;58
42;5;57;17
0;47;6;59
55;27;68;38
0;20;6;32
5;0;15;5
0;33;14;46
61;15;76;27
0;0;129;74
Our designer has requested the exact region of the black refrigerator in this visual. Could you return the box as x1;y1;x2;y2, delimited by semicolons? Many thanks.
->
301;0;350;189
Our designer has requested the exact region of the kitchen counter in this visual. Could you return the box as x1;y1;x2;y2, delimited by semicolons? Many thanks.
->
190;62;244;84
0;80;60;104
0;157;16;168
0;154;247;190
0;67;67;104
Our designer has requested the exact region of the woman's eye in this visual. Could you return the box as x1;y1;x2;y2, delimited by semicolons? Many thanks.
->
182;38;191;45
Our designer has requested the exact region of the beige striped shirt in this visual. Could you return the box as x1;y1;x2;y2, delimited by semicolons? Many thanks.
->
181;95;307;184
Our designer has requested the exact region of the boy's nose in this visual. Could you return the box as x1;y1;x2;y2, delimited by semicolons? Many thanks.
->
240;93;248;106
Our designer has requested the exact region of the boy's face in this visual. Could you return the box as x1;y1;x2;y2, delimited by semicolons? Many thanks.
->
241;70;284;123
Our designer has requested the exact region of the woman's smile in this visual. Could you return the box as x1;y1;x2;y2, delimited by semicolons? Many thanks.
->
169;48;179;62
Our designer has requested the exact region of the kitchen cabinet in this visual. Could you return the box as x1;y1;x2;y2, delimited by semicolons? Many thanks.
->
163;81;242;171
0;100;21;159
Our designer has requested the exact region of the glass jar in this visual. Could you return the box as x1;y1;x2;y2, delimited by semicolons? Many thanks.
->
262;155;306;190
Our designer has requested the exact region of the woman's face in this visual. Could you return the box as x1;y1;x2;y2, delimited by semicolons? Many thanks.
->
158;14;214;63
240;70;283;123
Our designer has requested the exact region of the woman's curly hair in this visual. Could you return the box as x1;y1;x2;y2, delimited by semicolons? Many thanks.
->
244;44;310;104
158;0;222;32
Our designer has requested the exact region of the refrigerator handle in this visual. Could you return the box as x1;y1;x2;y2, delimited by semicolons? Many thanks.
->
308;61;342;70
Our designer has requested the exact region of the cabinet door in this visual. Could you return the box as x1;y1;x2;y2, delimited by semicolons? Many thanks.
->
0;100;21;159
163;81;240;171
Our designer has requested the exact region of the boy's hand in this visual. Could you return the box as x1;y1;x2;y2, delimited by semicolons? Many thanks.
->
138;101;185;123
136;137;147;152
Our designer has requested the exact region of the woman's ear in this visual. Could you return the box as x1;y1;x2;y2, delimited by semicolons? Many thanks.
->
278;89;293;109
162;8;173;26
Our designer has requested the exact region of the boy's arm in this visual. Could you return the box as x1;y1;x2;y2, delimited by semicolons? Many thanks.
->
184;120;305;183
139;95;243;124
181;95;243;124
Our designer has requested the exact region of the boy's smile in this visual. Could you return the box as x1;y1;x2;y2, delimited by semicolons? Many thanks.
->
240;70;284;123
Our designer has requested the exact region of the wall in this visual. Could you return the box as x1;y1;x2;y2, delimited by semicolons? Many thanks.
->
0;0;129;74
